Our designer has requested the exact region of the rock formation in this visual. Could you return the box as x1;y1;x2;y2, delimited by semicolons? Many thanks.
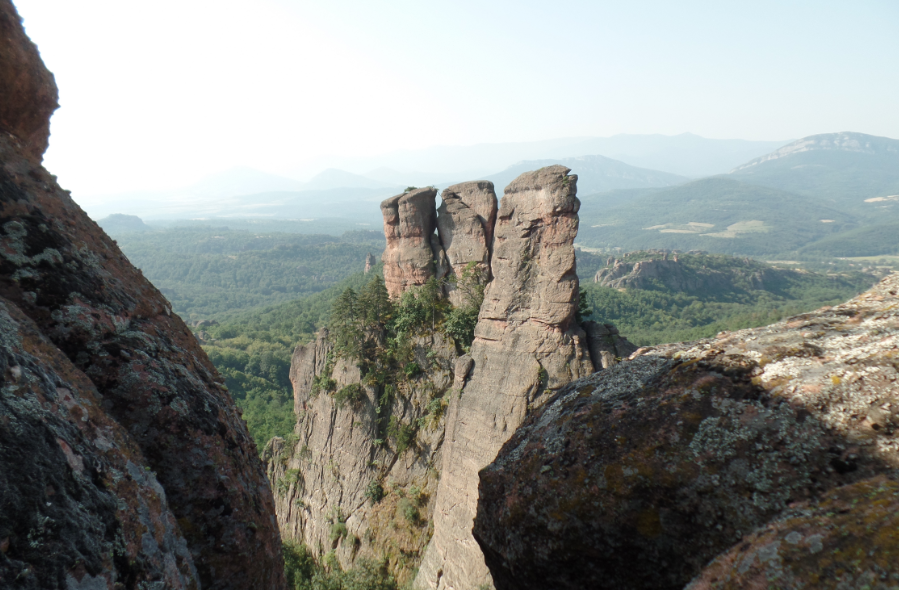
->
266;331;457;586
686;475;899;589
0;3;284;587
436;181;497;305
0;1;58;161
594;251;782;294
364;252;376;274
415;165;593;589
381;188;443;298
474;272;899;590
581;320;638;369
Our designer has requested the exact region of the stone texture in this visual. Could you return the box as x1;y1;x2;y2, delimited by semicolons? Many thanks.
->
0;296;199;589
436;181;497;305
415;165;593;590
0;7;285;586
582;320;638;369
687;475;899;590
381;188;442;298
0;0;58;161
268;332;459;587
473;273;899;590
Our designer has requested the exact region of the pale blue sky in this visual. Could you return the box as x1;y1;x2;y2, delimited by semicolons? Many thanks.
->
13;0;899;196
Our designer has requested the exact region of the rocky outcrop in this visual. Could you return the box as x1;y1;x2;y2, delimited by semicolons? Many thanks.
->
687;475;899;589
364;252;376;274
582;320;638;369
0;296;200;588
267;332;458;586
594;252;783;294
474;272;899;590
436;181;497;305
381;188;443;298
0;3;284;587
0;1;58;161
415;165;593;589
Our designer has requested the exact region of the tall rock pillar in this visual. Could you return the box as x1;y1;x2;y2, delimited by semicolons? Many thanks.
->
381;188;444;298
436;181;498;305
415;165;593;589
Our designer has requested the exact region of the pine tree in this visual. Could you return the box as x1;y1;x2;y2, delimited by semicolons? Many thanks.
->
330;287;361;357
358;275;392;327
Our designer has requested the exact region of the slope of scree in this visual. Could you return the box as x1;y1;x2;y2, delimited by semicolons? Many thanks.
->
474;272;899;590
0;3;285;588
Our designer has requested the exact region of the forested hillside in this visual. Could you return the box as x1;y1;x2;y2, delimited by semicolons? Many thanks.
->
114;227;384;319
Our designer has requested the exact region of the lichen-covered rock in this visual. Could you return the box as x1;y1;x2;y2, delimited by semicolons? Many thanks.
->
436;181;497;305
0;0;58;161
474;273;899;590
0;297;200;589
687;475;899;590
0;5;284;586
415;165;593;590
381;188;442;298
268;332;458;586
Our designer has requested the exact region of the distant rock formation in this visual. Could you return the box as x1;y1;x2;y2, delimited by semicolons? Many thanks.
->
381;188;443;298
436;181;497;305
0;3;285;587
474;272;899;590
594;251;781;293
364;252;376;274
96;213;152;235
415;165;594;589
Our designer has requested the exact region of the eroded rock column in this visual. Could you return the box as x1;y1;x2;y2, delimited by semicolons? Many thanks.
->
415;165;593;590
381;188;443;298
436;181;498;305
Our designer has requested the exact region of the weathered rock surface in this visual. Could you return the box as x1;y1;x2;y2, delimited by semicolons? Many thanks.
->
381;188;442;298
474;272;899;590
0;1;58;161
687;475;899;590
267;331;458;586
595;253;780;294
582;320;638;369
415;165;593;590
436;181;497;305
0;4;284;587
0;296;199;589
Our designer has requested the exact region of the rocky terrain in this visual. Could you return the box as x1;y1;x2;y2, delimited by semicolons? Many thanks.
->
0;3;284;588
594;250;782;294
474;272;899;589
268;166;625;588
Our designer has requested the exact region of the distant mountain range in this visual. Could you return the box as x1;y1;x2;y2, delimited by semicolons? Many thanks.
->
89;131;899;259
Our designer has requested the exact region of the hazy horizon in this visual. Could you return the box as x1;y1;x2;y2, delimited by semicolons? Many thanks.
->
12;0;899;202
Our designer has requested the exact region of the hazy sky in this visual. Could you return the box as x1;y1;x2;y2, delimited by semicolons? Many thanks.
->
13;0;899;196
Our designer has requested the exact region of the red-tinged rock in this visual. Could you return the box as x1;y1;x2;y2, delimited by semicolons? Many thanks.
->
0;296;200;588
0;1;58;161
0;2;285;587
381;188;441;298
474;272;899;590
687;476;899;590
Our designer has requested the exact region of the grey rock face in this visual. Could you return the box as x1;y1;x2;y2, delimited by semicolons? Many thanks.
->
474;272;899;590
437;181;498;305
381;188;442;298
0;297;200;589
415;165;593;590
364;253;376;274
582;320;638;369
268;332;458;587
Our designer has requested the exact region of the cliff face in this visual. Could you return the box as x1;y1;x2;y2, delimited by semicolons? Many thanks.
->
0;3;284;587
381;188;443;298
594;254;781;293
474;272;899;590
436;181;497;305
415;165;593;589
267;331;457;586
